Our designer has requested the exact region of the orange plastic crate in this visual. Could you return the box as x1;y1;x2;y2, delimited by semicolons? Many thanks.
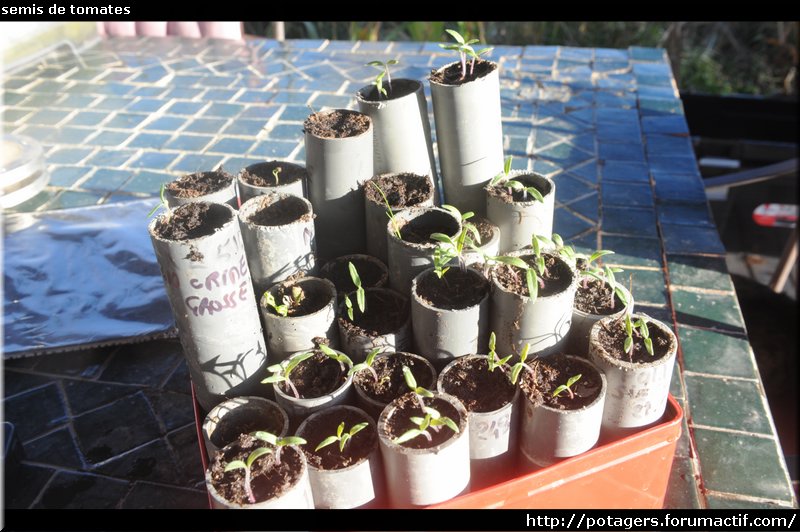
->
194;388;682;509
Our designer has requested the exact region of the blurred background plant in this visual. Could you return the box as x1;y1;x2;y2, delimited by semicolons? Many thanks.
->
244;21;797;97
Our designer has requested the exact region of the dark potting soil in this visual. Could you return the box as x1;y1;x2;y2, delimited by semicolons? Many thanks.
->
429;58;497;86
364;172;433;209
303;109;370;139
485;173;551;203
574;277;626;315
240;161;305;187
338;289;409;338
165;169;234;198
299;408;377;470
520;354;603;410
595;315;673;364
383;393;463;449
279;351;347;399
359;78;421;102
415;268;489;310
269;280;330;317
212;407;286;449
248;195;311;227
208;432;303;505
397;211;460;245
354;353;435;404
439;357;515;413
152;202;232;241
493;252;573;297
321;256;386;292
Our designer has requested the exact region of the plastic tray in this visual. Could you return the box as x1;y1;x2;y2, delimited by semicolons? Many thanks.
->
193;388;682;509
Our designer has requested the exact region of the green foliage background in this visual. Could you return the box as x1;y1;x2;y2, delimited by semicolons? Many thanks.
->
244;21;798;97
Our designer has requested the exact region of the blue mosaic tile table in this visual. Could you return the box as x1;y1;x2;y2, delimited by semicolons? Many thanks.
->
2;36;796;509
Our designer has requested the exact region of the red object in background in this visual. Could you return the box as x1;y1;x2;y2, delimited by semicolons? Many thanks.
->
753;203;798;228
193;383;683;510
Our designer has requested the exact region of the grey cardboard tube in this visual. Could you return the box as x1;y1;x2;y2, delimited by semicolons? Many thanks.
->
305;109;373;260
238;161;307;203
566;285;633;357
164;170;238;210
429;61;504;215
148;202;267;412
485;170;556;253
238;193;317;298
337;287;412;363
202;396;289;458
356;79;439;187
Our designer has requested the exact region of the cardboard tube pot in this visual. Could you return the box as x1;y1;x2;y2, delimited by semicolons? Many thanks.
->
485;171;556;253
588;313;678;439
363;172;435;265
410;267;490;370
489;250;578;357
386;206;461;295
238;193;316;296
429;59;504;215
202;396;289;458
148;202;267;412
271;348;355;431
337;287;412;363
566;284;633;357
352;351;437;422
378;392;470;507
463;215;500;266
237;160;307;203
437;354;520;489
296;405;385;509
519;354;607;469
206;440;313;509
320;254;389;294
356;79;438;187
304;109;372;260
163;169;238;209
260;277;338;363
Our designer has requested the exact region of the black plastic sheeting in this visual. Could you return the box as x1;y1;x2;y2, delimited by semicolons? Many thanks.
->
3;199;177;358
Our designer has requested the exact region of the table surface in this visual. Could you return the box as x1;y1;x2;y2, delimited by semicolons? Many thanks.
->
2;36;796;510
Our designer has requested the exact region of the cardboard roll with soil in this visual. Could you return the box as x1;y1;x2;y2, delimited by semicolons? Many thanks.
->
485;172;552;204
414;267;489;311
164;169;237;208
297;406;378;471
438;355;515;413
358;78;424;102
364;172;433;210
151;202;232;244
320;254;388;294
574;276;629;316
429;58;497;86
303;109;371;139
207;432;306;506
264;278;331;319
593;315;674;364
353;352;436;406
239;160;307;201
276;350;348;399
338;288;410;343
205;398;288;455
520;354;604;410
492;252;573;298
381;393;466;449
245;194;313;227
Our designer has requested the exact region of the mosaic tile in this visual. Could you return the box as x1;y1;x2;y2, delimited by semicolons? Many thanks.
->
602;206;658;237
599;141;646;163
685;375;771;434
663;456;702;509
207;137;255;154
87;149;136;167
144;116;187;132
627;268;668;306
653;171;708;204
24;427;84;469
249;140;298;158
602;181;654;207
182;117;229;134
170;154;225;174
671;289;746;332
693;427;794;502
126;132;172;149
45;190;104;209
164;134;213;152
661;223;726;255
47;147;93;165
120;170;175;193
601;160;650;183
601;234;663;268
667;255;734;292
128;152;178;170
65;111;108;127
222;118;269;136
26;109;71;126
4;384;68;441
48;166;90;187
33;471;129;509
165;101;207;115
553;207;594;240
